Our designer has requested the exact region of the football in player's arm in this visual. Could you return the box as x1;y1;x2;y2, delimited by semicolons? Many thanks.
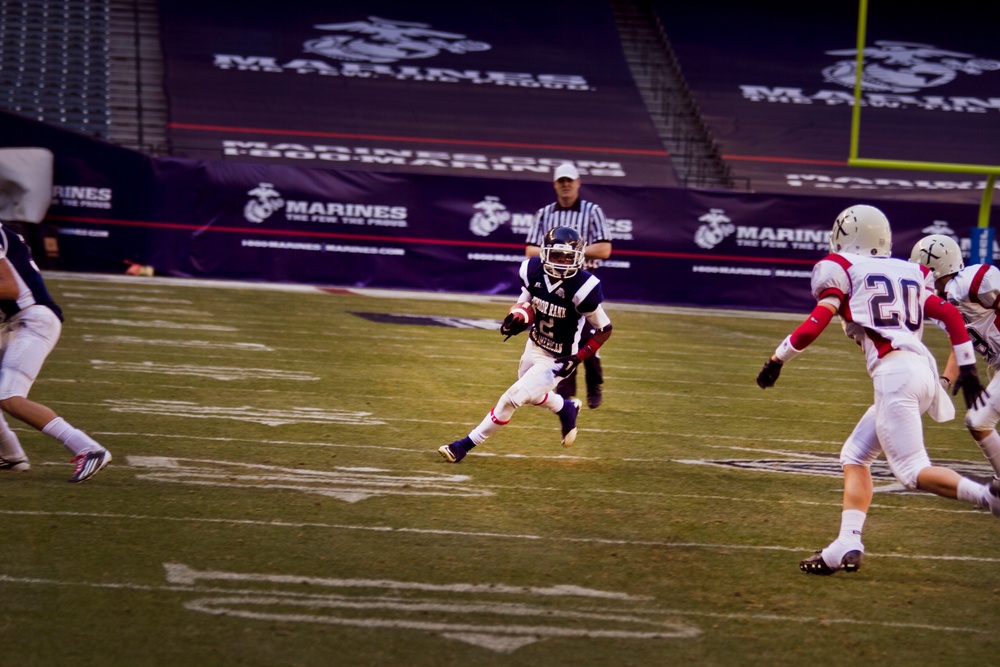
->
439;227;612;463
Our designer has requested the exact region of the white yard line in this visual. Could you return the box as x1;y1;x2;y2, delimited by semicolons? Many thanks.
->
44;271;801;320
0;571;986;639
1;508;996;564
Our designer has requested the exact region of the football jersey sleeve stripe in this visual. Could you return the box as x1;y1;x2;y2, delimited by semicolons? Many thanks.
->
573;275;600;306
970;264;993;309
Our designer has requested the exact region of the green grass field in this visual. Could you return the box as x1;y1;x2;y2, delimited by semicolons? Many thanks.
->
2;272;998;666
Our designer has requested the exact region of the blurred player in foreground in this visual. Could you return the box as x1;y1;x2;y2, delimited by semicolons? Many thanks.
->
440;227;612;463
911;233;1000;481
0;222;111;482
756;205;999;575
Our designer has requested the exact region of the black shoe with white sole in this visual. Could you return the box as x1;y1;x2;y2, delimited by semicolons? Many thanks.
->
800;549;863;575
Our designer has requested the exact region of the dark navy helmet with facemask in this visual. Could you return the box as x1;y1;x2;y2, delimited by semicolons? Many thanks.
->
541;227;585;279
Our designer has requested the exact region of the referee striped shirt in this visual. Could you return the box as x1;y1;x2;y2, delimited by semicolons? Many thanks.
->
525;199;610;269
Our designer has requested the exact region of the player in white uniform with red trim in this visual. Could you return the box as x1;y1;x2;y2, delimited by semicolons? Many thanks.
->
911;233;1000;481
756;205;1000;576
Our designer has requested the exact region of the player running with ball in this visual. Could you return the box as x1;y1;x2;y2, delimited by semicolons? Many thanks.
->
439;227;613;463
756;204;1000;575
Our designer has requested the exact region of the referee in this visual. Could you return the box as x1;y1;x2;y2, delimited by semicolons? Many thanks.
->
525;163;613;409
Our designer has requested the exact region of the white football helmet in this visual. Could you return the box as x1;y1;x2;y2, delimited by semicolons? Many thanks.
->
910;234;963;280
829;205;891;257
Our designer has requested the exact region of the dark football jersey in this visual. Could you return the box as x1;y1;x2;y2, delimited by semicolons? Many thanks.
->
0;224;63;321
519;256;603;356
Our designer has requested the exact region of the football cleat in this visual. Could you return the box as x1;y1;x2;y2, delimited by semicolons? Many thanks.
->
68;449;112;483
0;455;30;471
439;436;473;463
987;477;1000;518
799;549;863;575
558;398;581;447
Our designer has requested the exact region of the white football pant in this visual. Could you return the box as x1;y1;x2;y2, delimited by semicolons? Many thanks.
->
0;305;62;401
840;350;934;490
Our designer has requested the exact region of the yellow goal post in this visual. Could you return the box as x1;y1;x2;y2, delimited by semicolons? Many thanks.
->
848;0;998;258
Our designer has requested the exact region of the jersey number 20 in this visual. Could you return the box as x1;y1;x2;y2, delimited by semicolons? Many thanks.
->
865;275;922;332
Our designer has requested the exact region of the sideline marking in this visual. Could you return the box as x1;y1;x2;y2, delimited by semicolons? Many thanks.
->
163;562;646;599
127;456;493;502
63;291;193;304
73;317;238;331
45;271;800;321
81;304;204;316
42;430;988;512
676;456;996;493
181;595;695;653
90;360;318;382
2;509;996;564
0;567;985;650
351;312;500;330
0;562;696;654
102;400;382;426
81;335;274;351
26;426;985;515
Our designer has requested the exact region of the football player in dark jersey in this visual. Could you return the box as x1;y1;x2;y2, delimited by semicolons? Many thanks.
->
0;222;112;482
525;163;613;409
440;227;613;463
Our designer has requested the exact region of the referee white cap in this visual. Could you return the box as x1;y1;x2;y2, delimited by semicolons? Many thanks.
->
553;163;580;180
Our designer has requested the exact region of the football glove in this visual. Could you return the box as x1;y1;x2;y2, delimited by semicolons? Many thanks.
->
554;354;580;378
500;312;529;341
953;363;989;410
756;359;783;389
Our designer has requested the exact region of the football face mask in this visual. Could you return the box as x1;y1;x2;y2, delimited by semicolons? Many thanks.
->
540;226;585;279
541;245;584;279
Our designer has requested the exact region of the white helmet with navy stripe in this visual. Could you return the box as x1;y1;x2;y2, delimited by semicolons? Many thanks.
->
830;204;891;257
910;234;964;280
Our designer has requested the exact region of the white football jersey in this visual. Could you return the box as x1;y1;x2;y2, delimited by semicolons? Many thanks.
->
812;252;934;373
943;263;1000;370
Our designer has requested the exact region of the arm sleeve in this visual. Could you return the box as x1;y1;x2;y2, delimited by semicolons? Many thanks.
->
788;302;837;349
773;301;837;362
924;294;976;365
924;295;970;346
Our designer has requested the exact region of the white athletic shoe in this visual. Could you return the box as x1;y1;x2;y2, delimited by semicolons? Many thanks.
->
0;455;30;472
558;398;581;447
68;449;112;483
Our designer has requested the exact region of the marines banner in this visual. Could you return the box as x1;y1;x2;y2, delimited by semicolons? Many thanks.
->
156;0;678;188
0;110;990;312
